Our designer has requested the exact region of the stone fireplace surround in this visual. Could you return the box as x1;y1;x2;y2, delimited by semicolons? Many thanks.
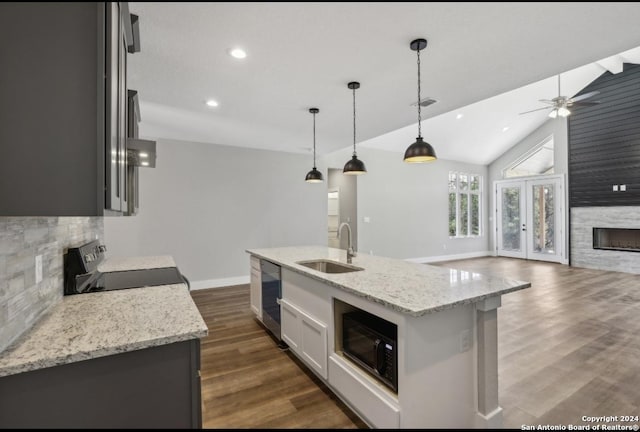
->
571;206;640;274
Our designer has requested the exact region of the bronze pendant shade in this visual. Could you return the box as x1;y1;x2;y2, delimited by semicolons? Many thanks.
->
305;108;324;183
343;82;367;175
403;38;437;163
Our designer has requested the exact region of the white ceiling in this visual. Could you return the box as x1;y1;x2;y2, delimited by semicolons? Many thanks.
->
129;2;640;162
361;46;640;165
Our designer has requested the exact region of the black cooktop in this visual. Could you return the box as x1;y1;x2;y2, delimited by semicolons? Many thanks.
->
85;267;186;293
64;240;189;295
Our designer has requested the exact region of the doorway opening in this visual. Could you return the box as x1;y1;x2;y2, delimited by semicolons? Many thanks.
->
327;168;357;250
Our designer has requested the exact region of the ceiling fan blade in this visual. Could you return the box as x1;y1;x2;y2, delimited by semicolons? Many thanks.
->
538;99;555;104
569;90;600;103
519;107;552;115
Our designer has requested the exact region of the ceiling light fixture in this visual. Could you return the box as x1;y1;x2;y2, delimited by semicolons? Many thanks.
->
343;82;367;175
502;126;510;132
305;108;323;183
557;106;571;117
229;48;247;59
403;38;437;163
139;152;148;158
205;100;219;107
456;113;464;120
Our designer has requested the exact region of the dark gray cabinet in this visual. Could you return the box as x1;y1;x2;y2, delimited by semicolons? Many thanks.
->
0;2;136;216
0;340;202;428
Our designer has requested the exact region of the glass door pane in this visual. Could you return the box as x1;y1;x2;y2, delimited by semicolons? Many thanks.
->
501;187;521;251
532;184;555;254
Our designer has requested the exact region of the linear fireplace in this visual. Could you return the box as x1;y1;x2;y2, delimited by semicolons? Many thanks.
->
593;227;640;253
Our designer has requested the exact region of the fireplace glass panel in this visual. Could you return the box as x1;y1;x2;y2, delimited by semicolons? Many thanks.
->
593;228;640;252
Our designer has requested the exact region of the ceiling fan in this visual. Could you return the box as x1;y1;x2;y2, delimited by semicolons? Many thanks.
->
520;74;600;118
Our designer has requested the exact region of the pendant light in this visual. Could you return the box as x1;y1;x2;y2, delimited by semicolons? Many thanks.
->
403;38;437;163
305;108;323;183
343;82;367;175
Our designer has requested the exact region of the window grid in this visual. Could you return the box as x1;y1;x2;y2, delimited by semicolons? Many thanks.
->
449;172;482;238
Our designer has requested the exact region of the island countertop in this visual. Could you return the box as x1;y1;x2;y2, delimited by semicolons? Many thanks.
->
246;246;531;317
0;258;208;378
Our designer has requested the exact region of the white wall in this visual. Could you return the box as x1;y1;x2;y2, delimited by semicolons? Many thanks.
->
104;139;327;287
487;118;568;254
323;147;490;261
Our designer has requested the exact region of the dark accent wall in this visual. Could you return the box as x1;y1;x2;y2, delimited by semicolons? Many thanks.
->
568;63;640;207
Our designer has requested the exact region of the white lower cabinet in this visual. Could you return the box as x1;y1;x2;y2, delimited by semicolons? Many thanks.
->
249;257;262;319
281;299;300;351
281;299;328;379
328;355;400;428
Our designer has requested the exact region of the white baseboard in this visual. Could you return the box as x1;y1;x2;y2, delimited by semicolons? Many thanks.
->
405;250;492;264
190;275;250;291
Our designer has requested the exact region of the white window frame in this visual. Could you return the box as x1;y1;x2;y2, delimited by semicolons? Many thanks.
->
449;171;483;238
502;134;554;179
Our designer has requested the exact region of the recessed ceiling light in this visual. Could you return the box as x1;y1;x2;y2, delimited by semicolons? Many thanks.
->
456;113;464;120
141;161;149;166
229;48;247;59
502;126;510;132
139;152;148;158
206;100;219;108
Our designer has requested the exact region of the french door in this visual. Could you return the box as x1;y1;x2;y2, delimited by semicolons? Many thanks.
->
496;175;565;263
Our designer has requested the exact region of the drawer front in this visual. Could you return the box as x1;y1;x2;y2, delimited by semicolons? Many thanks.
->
328;355;400;428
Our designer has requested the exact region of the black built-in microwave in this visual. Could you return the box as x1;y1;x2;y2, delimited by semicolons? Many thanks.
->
342;310;398;392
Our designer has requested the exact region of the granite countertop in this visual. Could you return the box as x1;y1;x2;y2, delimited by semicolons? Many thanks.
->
98;255;176;272
246;246;531;317
0;258;207;378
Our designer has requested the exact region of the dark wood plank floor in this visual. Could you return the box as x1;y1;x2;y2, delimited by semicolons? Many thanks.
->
191;286;367;429
192;257;640;428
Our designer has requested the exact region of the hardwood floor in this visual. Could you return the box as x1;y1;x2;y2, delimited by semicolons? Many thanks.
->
192;258;640;428
433;257;640;429
191;286;367;429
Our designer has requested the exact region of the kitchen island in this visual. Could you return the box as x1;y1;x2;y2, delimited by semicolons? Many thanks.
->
0;256;208;428
246;246;530;429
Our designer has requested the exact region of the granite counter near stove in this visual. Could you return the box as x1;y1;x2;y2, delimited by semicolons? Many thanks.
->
0;254;208;428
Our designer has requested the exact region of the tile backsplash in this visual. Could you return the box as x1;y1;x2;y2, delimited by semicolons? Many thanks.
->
0;217;103;352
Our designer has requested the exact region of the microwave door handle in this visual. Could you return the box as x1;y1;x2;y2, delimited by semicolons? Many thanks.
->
374;339;385;375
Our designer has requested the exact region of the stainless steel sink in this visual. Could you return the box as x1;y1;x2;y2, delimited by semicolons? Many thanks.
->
296;259;364;274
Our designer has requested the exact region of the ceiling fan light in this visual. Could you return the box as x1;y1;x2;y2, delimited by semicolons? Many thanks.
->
403;136;437;163
548;109;558;119
558;106;571;117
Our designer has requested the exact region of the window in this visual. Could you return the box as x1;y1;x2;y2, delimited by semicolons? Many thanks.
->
503;135;554;178
449;172;482;237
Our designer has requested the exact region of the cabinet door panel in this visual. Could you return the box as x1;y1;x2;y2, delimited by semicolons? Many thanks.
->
280;299;301;352
301;313;328;379
118;15;128;211
105;1;121;211
250;268;262;319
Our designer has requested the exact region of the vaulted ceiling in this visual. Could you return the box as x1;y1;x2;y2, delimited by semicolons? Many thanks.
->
129;2;640;163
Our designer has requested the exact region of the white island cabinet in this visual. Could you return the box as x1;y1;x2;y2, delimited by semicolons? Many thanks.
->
246;246;530;429
249;256;262;319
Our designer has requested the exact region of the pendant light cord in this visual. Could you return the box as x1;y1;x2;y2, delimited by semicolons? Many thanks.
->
312;111;317;168
417;46;422;138
352;86;357;156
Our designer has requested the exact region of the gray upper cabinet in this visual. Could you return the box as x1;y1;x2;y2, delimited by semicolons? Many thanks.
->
0;2;137;216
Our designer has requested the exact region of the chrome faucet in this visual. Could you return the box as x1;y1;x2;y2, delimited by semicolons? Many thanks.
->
337;222;356;264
